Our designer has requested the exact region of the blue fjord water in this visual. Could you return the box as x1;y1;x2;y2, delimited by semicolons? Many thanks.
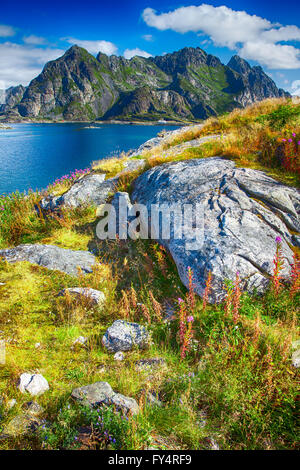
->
0;123;179;195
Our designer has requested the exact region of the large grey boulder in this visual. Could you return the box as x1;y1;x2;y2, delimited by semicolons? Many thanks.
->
0;244;96;276
41;160;146;212
41;173;118;210
71;381;139;414
102;320;150;352
131;157;299;302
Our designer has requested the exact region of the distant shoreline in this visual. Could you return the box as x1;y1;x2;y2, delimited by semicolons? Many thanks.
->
0;119;197;126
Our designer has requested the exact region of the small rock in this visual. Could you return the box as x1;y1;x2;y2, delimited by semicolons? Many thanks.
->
102;320;150;353
71;381;115;406
18;373;49;396
114;351;125;361
291;349;300;368
71;381;139;415
135;357;166;372
0;413;45;438
72;336;88;348
145;391;162;407
110;393;139;415
22;401;44;416
34;342;41;349
58;287;105;306
7;399;17;410
208;438;220;450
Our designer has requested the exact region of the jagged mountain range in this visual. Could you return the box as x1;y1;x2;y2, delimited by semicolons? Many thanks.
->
0;46;289;122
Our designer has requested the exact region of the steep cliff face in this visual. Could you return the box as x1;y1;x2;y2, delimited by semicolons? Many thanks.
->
227;55;288;106
1;46;290;121
0;85;26;116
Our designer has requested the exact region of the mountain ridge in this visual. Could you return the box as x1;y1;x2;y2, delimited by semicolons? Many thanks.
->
0;45;289;122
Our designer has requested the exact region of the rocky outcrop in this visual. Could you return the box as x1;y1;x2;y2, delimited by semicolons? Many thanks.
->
58;287;105;306
40;173;117;211
41;160;145;211
1;46;289;122
102;320;150;352
0;244;97;276
131;157;299;302
71;381;139;414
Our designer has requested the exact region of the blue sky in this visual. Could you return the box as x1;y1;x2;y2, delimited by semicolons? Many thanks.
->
0;0;300;94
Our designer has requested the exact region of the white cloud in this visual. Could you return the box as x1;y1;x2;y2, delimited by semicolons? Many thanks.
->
239;41;300;69
142;34;154;42
142;5;300;69
0;24;16;37
291;79;300;95
65;38;117;55
261;25;300;43
124;48;152;59
23;35;47;45
0;42;64;88
143;5;271;48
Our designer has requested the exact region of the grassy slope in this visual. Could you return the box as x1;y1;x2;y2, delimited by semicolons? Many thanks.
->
0;98;299;450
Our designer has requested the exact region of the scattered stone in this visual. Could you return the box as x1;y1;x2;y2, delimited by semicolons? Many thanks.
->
18;373;49;396
208;438;220;450
145;391;162;407
72;381;114;406
71;381;139;414
132;157;299;302
34;342;41;349
111;393;139;415
102;320;150;353
122;159;146;173
159;134;222;159
114;351;125;361
129;136;163;157
0;244;97;277
59;287;105;306
7;399;17;410
291;349;300;368
72;336;88;348
22;401;44;416
0;413;45;438
135;357;166;372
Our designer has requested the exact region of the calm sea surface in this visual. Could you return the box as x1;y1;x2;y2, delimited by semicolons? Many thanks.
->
0;123;179;195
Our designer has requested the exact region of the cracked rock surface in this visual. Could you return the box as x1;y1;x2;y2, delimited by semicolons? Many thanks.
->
0;244;97;276
132;157;299;302
40;173;118;210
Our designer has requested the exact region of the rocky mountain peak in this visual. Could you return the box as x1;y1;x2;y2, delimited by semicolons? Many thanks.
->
227;55;252;75
151;46;208;74
0;46;290;122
